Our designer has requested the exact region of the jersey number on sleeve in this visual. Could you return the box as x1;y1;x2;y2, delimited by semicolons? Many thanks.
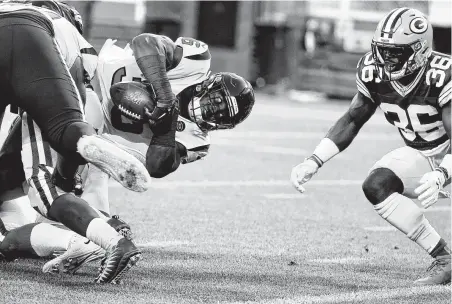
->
426;55;452;88
361;54;382;83
379;103;443;142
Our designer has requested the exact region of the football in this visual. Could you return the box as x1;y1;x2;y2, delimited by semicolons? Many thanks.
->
110;81;156;121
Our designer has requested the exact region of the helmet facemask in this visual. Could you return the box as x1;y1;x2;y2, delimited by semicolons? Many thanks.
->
371;40;430;81
188;75;238;131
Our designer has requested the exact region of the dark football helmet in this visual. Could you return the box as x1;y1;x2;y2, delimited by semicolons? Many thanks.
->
188;72;255;131
31;0;84;35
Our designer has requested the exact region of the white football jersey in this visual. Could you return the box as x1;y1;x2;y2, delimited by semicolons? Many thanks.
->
95;37;211;163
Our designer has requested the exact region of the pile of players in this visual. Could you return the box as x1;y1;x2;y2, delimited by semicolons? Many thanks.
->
0;1;449;287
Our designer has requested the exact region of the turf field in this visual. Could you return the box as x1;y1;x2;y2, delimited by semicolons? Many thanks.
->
0;93;450;304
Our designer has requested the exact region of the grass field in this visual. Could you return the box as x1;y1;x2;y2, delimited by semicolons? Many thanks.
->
0;93;450;304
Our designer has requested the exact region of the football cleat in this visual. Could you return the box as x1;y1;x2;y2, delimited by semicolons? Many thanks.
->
414;255;451;285
95;238;141;284
107;215;134;241
77;134;151;192
42;235;105;274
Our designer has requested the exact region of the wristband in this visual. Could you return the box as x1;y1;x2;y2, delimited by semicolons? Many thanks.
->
312;138;340;164
435;167;449;181
438;154;452;180
308;154;324;168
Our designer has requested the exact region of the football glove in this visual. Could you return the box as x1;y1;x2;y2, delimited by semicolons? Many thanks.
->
142;81;178;127
290;158;320;193
414;168;448;209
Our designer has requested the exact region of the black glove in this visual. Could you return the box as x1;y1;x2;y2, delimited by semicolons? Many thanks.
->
146;103;179;137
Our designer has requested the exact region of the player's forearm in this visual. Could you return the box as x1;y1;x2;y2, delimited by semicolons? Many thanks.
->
131;34;176;106
307;114;357;167
145;108;180;178
326;112;362;151
308;92;376;167
145;145;180;178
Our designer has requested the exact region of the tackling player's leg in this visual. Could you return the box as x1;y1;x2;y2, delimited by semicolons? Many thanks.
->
0;190;104;270
21;115;141;283
362;147;451;285
0;13;150;192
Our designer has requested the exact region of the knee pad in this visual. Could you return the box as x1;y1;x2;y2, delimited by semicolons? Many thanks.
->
362;168;403;205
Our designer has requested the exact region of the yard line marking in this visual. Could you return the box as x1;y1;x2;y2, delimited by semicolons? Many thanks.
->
213;131;400;141
309;257;366;264
364;226;397;232
227;286;450;304
262;193;309;199
109;179;363;188
424;206;451;213
136;241;190;248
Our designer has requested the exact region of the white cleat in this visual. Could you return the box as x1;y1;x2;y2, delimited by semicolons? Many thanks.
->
43;235;105;275
77;135;151;192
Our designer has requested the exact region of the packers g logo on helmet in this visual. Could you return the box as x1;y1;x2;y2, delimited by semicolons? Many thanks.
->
409;17;428;34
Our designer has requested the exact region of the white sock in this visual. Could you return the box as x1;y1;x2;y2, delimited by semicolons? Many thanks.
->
30;223;76;257
374;193;441;253
86;218;122;250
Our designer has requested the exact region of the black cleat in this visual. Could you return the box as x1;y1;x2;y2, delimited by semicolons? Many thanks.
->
95;238;141;284
107;215;133;241
414;255;451;285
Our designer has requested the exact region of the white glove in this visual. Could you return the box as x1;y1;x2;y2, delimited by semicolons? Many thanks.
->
290;159;320;193
414;169;448;209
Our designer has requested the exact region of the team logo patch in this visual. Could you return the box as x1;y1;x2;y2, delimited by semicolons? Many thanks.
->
176;121;186;132
409;17;428;34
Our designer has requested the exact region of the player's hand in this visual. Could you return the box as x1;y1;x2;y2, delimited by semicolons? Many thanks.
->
290;159;319;193
414;169;447;209
144;100;177;127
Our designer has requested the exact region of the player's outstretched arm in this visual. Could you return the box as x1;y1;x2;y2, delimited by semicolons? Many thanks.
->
131;34;178;127
291;91;377;193
415;102;451;208
145;107;182;178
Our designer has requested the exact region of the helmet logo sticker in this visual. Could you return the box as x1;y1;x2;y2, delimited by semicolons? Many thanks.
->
176;121;186;132
409;17;428;34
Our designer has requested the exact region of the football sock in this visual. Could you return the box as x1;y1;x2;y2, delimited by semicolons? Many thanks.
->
86;218;122;251
374;193;441;254
49;194;121;250
30;223;76;257
429;240;451;258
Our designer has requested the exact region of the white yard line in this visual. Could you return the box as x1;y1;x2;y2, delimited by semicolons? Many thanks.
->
136;240;190;248
213;131;400;141
308;257;367;264
110;179;363;188
228;286;450;304
363;226;397;232
262;193;311;199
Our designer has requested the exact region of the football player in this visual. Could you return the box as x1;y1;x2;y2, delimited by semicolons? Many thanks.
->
0;1;145;283
291;8;451;285
77;35;255;212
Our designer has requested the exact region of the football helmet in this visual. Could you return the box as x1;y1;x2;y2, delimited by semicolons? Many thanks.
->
31;0;84;35
371;7;432;81
188;72;255;131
